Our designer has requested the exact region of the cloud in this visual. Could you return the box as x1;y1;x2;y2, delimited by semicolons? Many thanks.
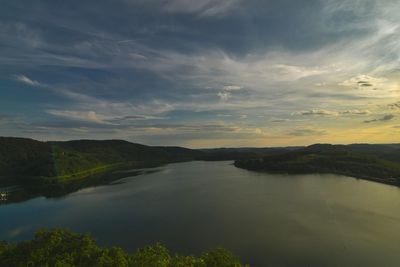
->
157;0;242;17
288;128;327;136
357;81;373;87
295;109;339;116
158;123;239;133
340;110;371;115
15;74;42;86
0;114;26;128
389;102;400;109
339;75;386;89
272;64;329;80
314;82;326;87
217;91;231;101
254;128;263;134
364;114;395;123
46;109;167;125
223;85;242;91
294;109;372;117
46;110;109;124
2;0;400;146
271;118;289;123
0;22;42;48
0;114;12;125
217;114;233;117
116;115;166;121
17;76;174;124
216;84;242;101
129;53;148;60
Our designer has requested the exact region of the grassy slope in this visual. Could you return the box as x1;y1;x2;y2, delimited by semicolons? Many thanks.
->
50;140;163;178
234;144;400;185
0;138;202;184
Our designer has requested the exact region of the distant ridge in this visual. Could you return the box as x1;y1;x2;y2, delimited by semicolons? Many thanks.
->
2;136;400;188
235;143;400;186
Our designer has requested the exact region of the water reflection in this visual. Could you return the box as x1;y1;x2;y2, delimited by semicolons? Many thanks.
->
0;168;163;204
1;161;400;267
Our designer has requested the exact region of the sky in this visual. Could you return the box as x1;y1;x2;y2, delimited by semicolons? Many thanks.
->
0;0;399;148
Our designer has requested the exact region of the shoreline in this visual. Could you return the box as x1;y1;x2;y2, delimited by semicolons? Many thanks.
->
234;161;400;187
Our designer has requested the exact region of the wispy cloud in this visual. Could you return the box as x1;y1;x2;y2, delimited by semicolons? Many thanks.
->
270;118;289;123
15;74;42;86
16;76;173;125
46;110;110;124
295;109;339;116
364;114;395;123
288;128;327;137
223;85;242;91
340;110;372;115
155;0;242;17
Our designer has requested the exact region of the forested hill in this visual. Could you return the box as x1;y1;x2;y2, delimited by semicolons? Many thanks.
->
4;137;400;187
234;144;400;186
0;137;299;184
0;137;203;183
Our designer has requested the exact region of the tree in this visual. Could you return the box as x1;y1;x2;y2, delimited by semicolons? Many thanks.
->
0;229;249;267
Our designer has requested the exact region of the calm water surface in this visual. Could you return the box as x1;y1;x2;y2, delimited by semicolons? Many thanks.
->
1;161;400;266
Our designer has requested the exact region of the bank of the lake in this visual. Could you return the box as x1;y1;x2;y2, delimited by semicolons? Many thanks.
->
234;144;400;187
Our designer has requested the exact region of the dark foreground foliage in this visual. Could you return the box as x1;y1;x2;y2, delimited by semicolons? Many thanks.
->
0;229;249;267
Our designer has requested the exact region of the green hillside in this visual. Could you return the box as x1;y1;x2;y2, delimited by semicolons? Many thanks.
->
0;137;203;185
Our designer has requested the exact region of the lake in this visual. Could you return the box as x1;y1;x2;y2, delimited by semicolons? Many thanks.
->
1;161;400;266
